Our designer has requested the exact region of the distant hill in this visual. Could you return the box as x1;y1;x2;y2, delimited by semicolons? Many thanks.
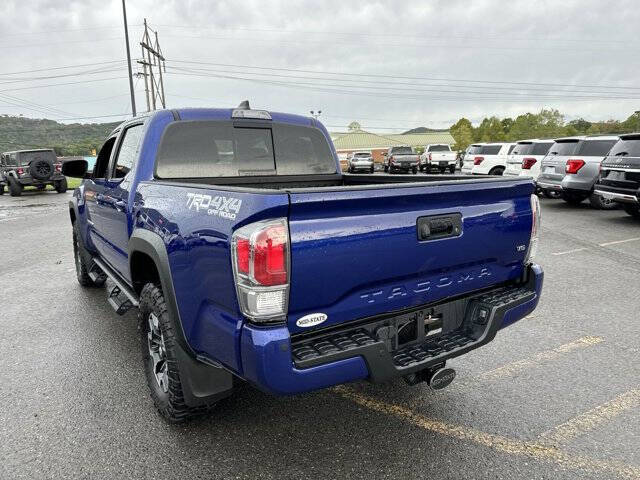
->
402;127;451;134
0;115;120;156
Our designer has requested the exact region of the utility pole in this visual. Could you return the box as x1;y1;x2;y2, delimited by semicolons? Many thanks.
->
121;0;136;116
137;19;166;112
310;110;322;120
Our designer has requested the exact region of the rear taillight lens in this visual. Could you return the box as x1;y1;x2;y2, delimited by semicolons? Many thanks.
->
17;167;24;175
565;159;585;174
525;194;540;265
522;157;537;170
231;218;289;322
428;153;432;162
55;163;62;172
474;156;484;165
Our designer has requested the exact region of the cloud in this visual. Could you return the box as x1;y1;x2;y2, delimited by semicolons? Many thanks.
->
0;0;638;130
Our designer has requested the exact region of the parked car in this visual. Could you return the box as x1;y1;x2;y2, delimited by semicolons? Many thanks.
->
383;145;419;174
504;139;554;179
461;143;485;174
0;149;67;196
63;104;543;422
594;133;640;218
347;151;374;173
537;135;619;209
469;143;516;176
419;144;456;173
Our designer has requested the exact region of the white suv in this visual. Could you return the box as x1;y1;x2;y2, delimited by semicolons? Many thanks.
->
504;139;554;180
470;143;516;175
461;143;485;174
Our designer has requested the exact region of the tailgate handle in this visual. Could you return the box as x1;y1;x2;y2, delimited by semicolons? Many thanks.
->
417;214;462;241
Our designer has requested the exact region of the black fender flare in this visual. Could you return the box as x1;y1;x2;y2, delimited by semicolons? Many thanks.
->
128;228;234;406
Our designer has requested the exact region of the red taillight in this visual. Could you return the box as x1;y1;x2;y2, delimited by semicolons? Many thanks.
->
17;167;24;175
474;156;484;165
522;157;537;170
253;224;287;286
232;218;290;322
235;237;250;274
55;163;62;172
566;159;585;174
428;153;432;162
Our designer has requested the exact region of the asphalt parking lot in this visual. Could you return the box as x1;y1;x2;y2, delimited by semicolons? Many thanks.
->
1;185;639;480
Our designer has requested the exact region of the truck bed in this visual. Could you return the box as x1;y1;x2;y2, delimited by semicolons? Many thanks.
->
152;172;529;192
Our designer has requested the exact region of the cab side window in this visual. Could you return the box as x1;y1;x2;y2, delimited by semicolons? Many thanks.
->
94;137;117;179
111;124;143;179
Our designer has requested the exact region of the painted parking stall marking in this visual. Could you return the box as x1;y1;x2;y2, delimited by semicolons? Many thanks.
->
479;336;604;379
333;386;640;480
539;388;640;445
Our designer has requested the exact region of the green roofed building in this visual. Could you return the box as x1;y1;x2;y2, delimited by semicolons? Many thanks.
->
330;128;456;168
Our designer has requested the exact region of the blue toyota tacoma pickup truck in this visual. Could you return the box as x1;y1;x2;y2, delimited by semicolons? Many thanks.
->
63;103;543;422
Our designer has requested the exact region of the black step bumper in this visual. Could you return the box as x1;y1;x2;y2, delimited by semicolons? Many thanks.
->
289;264;543;383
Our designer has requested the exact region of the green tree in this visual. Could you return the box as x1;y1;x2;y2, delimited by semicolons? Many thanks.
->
450;118;473;150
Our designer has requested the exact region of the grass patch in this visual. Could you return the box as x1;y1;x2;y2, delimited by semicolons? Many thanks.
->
22;176;82;191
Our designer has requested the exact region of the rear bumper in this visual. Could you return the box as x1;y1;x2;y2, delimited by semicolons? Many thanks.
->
17;173;65;185
240;264;543;395
536;176;563;191
594;187;640;205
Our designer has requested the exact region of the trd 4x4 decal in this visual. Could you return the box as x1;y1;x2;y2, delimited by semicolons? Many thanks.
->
186;193;243;220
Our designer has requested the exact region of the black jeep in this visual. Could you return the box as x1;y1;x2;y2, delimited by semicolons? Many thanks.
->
0;149;67;196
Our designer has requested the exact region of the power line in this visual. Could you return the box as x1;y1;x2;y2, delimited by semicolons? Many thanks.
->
169;59;640;92
0;24;142;39
166;70;640;102
166;64;640;97
0;60;124;77
0;76;128;94
0;66;124;85
155;23;637;46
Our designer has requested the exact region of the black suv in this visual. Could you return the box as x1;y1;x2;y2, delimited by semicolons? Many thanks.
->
594;133;640;218
0;149;67;196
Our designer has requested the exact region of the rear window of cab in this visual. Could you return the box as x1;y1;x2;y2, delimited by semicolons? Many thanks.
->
607;136;640;157
155;121;337;178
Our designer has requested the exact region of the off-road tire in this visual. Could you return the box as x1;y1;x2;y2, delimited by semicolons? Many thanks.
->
623;204;640;218
412;167;418;174
139;283;216;423
0;183;4;195
72;221;105;287
384;165;389;173
8;177;22;197
562;192;587;206
589;193;618;210
489;166;505;176
449;165;456;174
55;178;68;193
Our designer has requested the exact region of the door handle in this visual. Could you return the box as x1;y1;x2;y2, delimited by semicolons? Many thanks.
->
417;214;462;241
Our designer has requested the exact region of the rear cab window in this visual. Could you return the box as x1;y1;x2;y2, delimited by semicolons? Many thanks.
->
155;121;336;178
427;145;450;152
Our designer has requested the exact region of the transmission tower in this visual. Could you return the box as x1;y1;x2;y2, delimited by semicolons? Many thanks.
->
137;19;166;112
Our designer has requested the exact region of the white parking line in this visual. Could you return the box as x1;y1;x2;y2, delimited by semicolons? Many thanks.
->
552;248;588;256
0;217;22;223
598;237;640;247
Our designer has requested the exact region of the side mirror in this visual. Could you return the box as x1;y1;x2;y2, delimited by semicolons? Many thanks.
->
62;159;89;178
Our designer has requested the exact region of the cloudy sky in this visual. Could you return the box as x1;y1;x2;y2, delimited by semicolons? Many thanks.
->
1;0;639;131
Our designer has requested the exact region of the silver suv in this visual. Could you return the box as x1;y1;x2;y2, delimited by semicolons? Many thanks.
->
536;135;618;209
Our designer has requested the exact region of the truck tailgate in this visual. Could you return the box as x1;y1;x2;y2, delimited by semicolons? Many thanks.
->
286;180;534;334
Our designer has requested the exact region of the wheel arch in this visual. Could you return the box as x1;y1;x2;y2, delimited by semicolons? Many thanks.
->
129;228;234;406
